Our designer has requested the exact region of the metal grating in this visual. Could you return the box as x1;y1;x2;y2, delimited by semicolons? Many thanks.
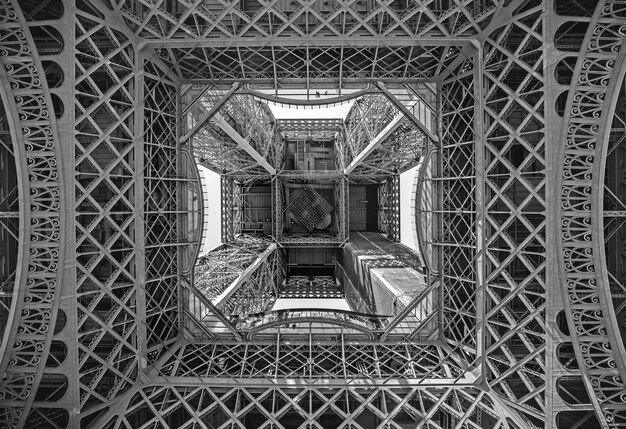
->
280;276;344;299
287;187;333;231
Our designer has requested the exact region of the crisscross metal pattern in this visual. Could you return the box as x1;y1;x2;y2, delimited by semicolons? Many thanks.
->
2;0;626;427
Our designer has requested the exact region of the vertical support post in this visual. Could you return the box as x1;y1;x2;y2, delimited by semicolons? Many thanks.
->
135;49;148;372
436;85;445;334
274;331;280;379
272;176;283;241
221;177;234;243
343;177;349;241
472;46;487;373
543;3;570;425
54;1;80;424
392;175;400;242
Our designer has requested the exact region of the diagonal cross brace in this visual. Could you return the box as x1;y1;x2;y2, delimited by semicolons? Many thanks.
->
181;82;241;143
344;113;405;174
375;81;439;143
213;243;277;306
213;114;277;175
379;277;440;341
184;280;242;341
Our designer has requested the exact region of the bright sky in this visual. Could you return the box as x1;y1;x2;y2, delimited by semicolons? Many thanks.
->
266;100;354;119
256;88;360;120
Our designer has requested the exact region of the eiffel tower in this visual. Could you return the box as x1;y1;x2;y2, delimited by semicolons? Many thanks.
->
0;0;625;428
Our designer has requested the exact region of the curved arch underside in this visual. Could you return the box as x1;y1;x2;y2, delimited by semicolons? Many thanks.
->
0;0;625;428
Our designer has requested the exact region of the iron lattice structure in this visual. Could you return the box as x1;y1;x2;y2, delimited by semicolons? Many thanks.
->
0;0;624;428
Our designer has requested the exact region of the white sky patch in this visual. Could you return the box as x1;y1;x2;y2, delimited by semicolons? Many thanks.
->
400;164;420;254
267;99;355;120
258;88;361;120
198;165;222;254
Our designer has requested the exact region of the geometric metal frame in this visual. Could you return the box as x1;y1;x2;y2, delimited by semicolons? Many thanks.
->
0;0;625;428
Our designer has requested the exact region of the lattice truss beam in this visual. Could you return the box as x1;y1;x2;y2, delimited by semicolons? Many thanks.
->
406;3;550;426
159;40;475;85
116;0;496;40
110;385;518;429
91;335;532;429
115;0;497;85
73;5;145;416
143;61;184;364
438;59;479;370
154;339;470;383
481;5;547;419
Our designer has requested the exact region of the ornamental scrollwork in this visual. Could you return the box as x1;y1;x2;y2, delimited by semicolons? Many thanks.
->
0;1;62;427
558;0;626;426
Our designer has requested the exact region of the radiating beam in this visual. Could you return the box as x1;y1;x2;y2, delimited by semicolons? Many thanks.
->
375;82;439;143
184;279;242;340
379;278;439;341
344;114;405;174
213;114;276;175
181;83;240;143
213;243;277;306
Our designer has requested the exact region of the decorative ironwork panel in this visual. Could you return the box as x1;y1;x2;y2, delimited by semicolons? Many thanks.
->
557;0;626;426
0;0;65;426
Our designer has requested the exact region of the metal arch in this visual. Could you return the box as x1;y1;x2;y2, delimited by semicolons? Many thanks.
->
416;148;438;275
244;315;377;341
0;35;30;376
592;45;626;403
243;83;375;106
177;148;204;276
0;1;64;426
556;2;626;425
